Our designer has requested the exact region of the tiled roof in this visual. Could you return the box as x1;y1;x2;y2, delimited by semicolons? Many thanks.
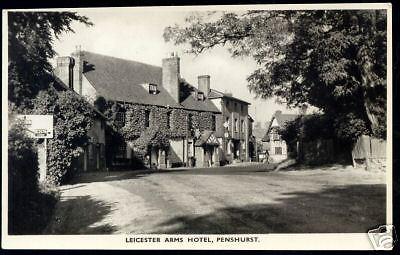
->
81;51;219;112
81;51;180;108
179;79;220;112
208;89;250;105
275;113;299;127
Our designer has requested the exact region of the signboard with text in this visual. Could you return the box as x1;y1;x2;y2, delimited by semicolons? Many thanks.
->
16;115;53;138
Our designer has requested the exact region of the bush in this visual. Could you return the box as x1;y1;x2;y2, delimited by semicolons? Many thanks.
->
8;121;58;234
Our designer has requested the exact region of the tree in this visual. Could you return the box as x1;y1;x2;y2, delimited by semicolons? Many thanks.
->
164;10;387;140
8;12;92;111
33;88;95;185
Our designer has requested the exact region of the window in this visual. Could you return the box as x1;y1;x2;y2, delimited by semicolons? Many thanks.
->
275;147;282;155
145;110;150;128
116;142;127;159
188;113;193;130
149;84;158;94
188;141;193;157
241;120;245;133
234;118;238;132
226;101;230;107
273;133;280;141
211;115;216;131
167;111;171;129
100;144;105;159
88;144;94;160
226;117;230;131
234;102;237;111
116;112;125;126
241;104;244;113
197;92;204;101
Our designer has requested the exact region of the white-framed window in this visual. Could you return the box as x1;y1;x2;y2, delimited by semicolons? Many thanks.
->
149;84;158;94
197;92;204;100
241;119;245;133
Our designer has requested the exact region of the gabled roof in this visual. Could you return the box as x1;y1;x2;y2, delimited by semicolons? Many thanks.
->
80;51;220;113
262;112;299;142
195;130;219;146
208;89;250;105
81;51;181;108
52;75;107;120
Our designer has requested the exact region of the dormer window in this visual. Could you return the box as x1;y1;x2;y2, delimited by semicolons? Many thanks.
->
141;83;158;94
197;91;204;101
149;83;158;94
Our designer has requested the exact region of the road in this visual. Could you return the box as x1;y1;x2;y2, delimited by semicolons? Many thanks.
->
44;163;386;234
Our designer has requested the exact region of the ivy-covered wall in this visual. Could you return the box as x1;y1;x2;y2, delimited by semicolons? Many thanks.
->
100;100;218;166
120;103;216;141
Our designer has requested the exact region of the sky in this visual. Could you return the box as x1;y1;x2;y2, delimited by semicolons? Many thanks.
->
52;7;299;125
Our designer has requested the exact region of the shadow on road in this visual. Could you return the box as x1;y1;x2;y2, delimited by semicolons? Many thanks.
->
153;184;386;234
43;195;117;234
67;164;277;185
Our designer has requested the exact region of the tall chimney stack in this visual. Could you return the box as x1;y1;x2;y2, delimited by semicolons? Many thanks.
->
55;56;75;89
197;75;210;97
162;52;180;103
71;45;83;95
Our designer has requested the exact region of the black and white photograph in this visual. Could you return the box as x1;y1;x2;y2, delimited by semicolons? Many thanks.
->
2;3;394;250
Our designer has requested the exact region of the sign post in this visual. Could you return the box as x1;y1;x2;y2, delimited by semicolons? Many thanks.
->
16;115;53;182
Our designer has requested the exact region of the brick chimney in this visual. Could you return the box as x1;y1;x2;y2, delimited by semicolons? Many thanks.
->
198;75;210;97
71;45;83;95
55;56;75;89
162;52;180;103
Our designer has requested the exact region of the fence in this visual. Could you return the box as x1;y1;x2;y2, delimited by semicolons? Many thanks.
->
352;135;386;171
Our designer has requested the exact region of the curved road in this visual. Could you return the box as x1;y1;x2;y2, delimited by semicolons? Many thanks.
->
44;163;386;234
